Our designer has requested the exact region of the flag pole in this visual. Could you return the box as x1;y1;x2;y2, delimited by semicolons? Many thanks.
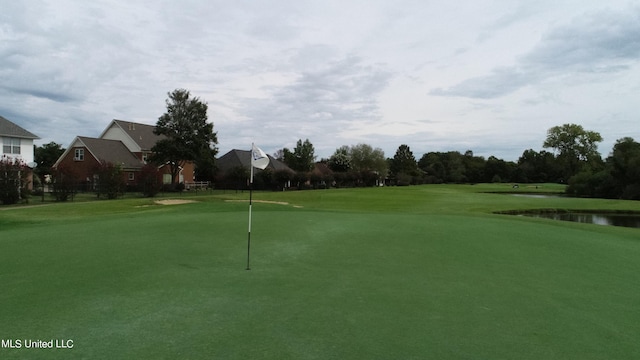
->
247;145;254;270
246;143;269;271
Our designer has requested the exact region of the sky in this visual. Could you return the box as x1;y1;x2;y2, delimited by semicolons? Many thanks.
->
1;1;639;162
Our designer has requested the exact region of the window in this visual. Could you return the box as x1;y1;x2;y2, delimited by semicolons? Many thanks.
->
74;148;84;161
128;172;135;181
163;174;172;184
2;137;20;154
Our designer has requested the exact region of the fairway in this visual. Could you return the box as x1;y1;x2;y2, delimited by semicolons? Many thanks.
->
1;185;639;359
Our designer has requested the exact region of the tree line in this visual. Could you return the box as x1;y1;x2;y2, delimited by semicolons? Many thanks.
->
5;87;637;204
266;124;640;200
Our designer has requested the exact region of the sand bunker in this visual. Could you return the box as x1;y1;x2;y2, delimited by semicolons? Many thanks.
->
225;200;293;206
154;199;197;205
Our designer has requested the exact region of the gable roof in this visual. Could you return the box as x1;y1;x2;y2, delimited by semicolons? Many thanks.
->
78;137;143;169
101;120;163;152
0;115;39;139
217;149;292;173
54;136;143;169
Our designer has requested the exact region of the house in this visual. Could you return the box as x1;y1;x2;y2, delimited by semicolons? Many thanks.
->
216;149;293;189
0;115;39;164
99;120;195;185
0;115;40;189
100;120;160;164
53;120;195;190
53;136;145;189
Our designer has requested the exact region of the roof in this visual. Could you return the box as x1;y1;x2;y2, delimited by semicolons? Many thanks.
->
0;115;39;139
78;137;143;169
104;120;164;151
53;136;143;169
217;149;293;173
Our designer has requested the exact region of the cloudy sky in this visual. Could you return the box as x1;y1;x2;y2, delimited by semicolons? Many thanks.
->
2;1;639;161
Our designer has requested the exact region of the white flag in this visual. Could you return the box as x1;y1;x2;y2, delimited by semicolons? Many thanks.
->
251;144;269;170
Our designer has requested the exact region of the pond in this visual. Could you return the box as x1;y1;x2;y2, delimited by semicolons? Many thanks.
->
519;212;640;229
509;194;562;199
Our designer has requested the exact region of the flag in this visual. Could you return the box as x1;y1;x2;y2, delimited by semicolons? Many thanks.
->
251;144;269;170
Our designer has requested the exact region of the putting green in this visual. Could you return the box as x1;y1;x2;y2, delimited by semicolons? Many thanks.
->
1;186;639;359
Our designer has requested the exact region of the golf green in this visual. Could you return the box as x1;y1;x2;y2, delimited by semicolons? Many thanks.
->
1;185;639;359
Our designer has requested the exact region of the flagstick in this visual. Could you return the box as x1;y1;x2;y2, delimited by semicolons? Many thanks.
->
246;188;252;270
246;149;254;270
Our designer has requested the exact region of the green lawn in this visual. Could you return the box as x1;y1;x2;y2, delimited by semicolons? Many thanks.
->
1;184;639;359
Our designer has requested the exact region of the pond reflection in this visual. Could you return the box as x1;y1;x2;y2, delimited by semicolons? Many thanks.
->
524;213;640;229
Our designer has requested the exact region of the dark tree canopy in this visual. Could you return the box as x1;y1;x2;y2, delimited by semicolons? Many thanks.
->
390;144;418;177
34;142;65;181
543;123;602;179
349;143;387;176
283;139;316;172
150;89;218;185
328;145;351;172
607;137;640;199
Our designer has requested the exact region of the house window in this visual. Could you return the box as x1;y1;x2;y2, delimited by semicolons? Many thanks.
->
128;172;135;181
2;137;20;154
74;148;84;161
163;174;172;184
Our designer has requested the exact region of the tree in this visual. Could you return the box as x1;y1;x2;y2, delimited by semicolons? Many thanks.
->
349;144;387;185
563;137;640;200
150;89;218;186
418;151;466;183
389;144;418;181
283;139;316;172
543;124;603;179
484;156;515;183
138;164;161;197
328;146;351;172
34;142;65;182
0;155;28;205
51;163;78;201
462;151;486;184
608;137;640;199
94;161;125;199
194;147;217;182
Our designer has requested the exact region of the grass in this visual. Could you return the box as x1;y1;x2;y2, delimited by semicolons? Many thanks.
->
1;184;639;359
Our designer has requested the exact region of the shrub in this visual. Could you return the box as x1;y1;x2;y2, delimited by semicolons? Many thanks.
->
51;164;78;201
0;156;28;205
94;161;125;199
138;164;161;197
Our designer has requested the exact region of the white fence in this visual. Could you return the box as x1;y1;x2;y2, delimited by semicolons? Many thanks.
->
184;181;210;190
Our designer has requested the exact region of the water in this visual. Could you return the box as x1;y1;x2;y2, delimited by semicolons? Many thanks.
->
523;213;640;229
510;194;561;199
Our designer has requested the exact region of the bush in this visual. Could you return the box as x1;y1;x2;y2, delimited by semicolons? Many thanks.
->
138;164;161;197
51;164;78;201
0;156;29;205
94;161;126;199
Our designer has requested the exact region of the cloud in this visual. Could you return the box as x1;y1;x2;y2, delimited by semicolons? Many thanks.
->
1;1;638;163
222;55;393;152
432;7;640;99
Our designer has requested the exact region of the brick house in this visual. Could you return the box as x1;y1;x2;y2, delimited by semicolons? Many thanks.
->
53;120;195;189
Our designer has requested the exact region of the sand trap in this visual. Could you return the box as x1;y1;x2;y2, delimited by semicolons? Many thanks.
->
154;199;197;205
225;200;295;206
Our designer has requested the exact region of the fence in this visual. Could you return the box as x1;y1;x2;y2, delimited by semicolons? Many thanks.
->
184;181;210;191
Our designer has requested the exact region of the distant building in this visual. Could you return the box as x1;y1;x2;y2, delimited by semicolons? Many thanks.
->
216;149;293;189
0;115;39;164
53;120;195;189
0;115;40;189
